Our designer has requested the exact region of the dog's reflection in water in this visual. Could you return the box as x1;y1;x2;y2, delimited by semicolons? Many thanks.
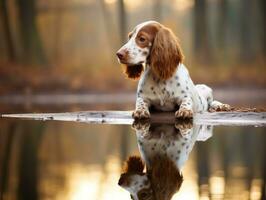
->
118;120;213;200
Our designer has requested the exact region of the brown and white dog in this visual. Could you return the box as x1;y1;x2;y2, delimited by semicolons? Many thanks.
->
118;121;213;200
116;21;230;119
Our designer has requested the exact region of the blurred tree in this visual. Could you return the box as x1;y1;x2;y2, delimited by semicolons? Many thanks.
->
16;0;47;65
194;0;213;64
153;0;162;22
260;0;265;58
196;140;210;195
0;0;16;62
118;0;127;44
53;0;63;64
240;0;254;63
0;123;16;200
17;123;44;200
217;0;227;51
99;0;117;51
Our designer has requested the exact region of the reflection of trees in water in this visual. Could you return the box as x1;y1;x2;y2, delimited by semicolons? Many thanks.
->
196;127;265;199
1;122;16;200
0;121;265;199
0;121;45;200
18;122;45;200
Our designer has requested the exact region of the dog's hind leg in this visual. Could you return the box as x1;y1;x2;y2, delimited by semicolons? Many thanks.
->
195;84;230;111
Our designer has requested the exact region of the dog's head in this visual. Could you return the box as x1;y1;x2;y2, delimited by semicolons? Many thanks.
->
116;21;184;80
118;156;183;200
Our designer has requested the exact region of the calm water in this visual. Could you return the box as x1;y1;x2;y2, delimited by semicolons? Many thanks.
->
0;117;265;200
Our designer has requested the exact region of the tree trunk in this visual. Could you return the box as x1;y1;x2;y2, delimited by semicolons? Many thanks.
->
0;0;16;62
16;0;47;65
261;0;265;58
99;0;117;51
17;123;44;200
153;0;162;22
53;0;63;64
217;0;227;50
0;124;15;200
118;0;127;45
194;0;212;64
240;0;253;63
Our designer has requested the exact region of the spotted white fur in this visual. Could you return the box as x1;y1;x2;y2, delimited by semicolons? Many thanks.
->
117;21;230;118
120;123;213;199
120;174;151;200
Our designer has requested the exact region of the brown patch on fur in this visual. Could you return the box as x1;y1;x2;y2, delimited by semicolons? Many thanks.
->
150;26;184;80
123;156;145;174
136;23;161;48
122;155;183;200
149;156;183;200
128;31;134;39
124;64;144;80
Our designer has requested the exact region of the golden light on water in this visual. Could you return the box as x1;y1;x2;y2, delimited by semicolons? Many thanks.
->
172;179;199;200
54;156;128;200
250;179;262;200
199;184;210;200
100;156;129;200
172;152;199;200
55;164;101;200
39;152;264;200
209;175;225;196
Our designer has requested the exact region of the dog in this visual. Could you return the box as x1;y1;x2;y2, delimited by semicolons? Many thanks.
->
116;21;230;119
118;121;213;200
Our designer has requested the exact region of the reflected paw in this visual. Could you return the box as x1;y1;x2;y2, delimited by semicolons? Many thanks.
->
132;120;150;132
175;108;193;119
132;109;150;119
175;121;193;130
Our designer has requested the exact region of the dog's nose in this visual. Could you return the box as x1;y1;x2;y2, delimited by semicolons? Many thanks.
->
116;51;124;60
118;174;128;186
118;176;125;186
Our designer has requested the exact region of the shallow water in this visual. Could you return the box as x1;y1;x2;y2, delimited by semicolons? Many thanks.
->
0;116;265;200
1;93;266;200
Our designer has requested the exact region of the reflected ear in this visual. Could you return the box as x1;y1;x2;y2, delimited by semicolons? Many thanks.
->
123;156;145;173
150;27;184;80
124;65;144;80
150;156;183;199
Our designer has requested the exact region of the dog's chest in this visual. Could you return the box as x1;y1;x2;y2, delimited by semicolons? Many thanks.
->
140;73;185;110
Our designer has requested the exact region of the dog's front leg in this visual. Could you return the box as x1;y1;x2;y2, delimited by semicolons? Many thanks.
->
132;97;150;119
175;97;193;119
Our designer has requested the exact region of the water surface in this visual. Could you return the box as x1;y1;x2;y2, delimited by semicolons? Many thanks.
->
0;116;265;200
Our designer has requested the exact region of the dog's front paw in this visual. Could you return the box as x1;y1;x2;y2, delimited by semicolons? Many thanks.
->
175;108;193;119
132;109;150;119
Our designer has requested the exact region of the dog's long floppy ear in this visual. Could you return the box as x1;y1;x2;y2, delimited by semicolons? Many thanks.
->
124;64;144;80
150;26;184;80
123;156;145;174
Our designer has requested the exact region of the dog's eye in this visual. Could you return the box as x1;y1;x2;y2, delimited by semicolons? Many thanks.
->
139;36;146;42
139;191;149;199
